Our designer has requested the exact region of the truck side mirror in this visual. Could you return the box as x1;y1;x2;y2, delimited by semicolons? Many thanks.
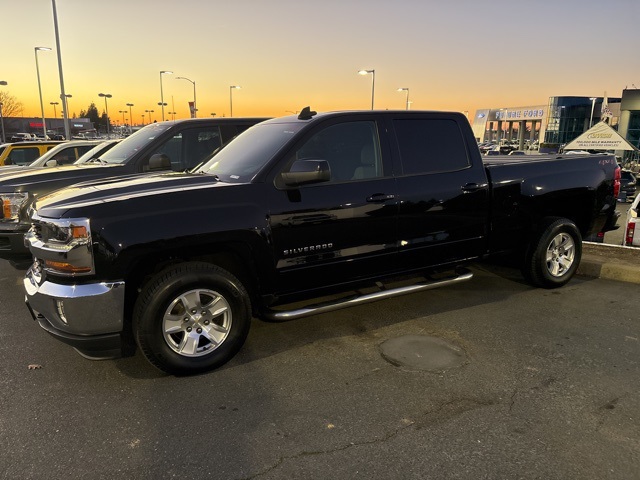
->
45;159;58;167
280;159;331;187
148;153;171;171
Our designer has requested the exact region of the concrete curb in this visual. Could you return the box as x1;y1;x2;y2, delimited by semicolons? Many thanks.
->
577;242;640;284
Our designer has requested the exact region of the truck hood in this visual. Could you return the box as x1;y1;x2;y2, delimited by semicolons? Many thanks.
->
35;171;231;217
0;163;123;193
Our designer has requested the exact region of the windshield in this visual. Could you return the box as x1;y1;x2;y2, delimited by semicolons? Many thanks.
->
196;122;303;182
96;123;173;164
73;140;119;164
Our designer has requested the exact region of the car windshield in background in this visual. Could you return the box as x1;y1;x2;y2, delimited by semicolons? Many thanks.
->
96;123;173;164
73;140;120;164
196;122;304;182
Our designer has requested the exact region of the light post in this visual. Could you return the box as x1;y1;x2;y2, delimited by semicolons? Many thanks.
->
50;101;59;119
98;93;112;136
589;97;597;128
210;113;216;117
119;110;126;130
62;94;71;119
0;80;7;143
145;109;154;123
34;47;52;139
229;85;241;117
175;76;196;118
159;70;172;121
126;103;134;132
168;111;176;121
141;114;145;125
397;87;409;110
358;69;375;110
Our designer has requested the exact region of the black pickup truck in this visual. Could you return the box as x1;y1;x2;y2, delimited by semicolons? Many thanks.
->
23;109;621;375
0;117;268;259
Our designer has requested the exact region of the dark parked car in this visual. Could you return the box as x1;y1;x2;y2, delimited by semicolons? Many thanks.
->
619;169;637;202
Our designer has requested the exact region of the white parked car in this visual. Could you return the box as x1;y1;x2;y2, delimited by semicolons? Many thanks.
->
623;193;640;246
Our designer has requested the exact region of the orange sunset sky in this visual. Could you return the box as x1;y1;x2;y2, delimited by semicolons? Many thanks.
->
2;0;639;123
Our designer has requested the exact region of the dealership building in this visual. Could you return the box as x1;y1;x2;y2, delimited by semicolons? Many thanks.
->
470;92;640;155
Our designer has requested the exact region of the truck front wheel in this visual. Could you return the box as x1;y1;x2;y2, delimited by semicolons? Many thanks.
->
522;218;582;289
133;262;251;375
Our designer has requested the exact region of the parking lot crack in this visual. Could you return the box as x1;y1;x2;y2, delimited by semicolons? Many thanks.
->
238;422;414;480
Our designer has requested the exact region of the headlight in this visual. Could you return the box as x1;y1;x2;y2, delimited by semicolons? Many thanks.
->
25;216;94;276
1;192;28;221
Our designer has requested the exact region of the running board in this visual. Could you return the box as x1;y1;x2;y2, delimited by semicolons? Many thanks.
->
263;268;473;322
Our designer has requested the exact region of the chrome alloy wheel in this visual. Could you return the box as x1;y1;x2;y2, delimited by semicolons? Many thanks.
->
545;233;576;277
162;289;232;357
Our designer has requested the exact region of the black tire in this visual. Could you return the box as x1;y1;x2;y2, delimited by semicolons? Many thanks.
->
522;218;582;289
133;262;251;375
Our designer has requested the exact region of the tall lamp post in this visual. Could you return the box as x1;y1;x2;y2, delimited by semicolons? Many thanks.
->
62;93;72;119
145;109;154;123
159;70;172;121
0;80;7;143
34;47;52;139
358;69;375;110
229;85;241;117
397;87;409;110
589;97;597;128
50;101;59;118
175;76;196;118
126;103;134;132
98;93;112;137
119;110;127;131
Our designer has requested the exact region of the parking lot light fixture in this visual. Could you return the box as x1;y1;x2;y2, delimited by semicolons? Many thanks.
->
145;109;154;123
49;101;59;119
126;103;134;131
397;87;409;111
175;77;197;118
229;85;241;117
98;93;112;136
159;71;173;121
358;69;375;110
35;47;52;139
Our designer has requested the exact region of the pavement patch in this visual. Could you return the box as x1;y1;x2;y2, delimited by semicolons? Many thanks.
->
379;335;468;372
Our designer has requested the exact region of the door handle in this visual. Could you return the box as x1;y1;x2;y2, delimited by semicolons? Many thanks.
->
366;193;396;202
461;183;482;193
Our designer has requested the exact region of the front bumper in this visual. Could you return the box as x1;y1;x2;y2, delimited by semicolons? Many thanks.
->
24;266;126;359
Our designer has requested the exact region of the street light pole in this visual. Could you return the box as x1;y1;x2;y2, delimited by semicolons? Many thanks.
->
230;85;241;117
51;0;70;141
145;109;154;123
175;76;196;118
159;70;172;121
358;69;375;110
397;87;409;110
98;93;112;137
126;103;134;132
0;80;7;143
50;101;59;119
34;47;52;139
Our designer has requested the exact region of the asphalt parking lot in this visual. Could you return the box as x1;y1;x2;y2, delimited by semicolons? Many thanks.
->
1;259;639;480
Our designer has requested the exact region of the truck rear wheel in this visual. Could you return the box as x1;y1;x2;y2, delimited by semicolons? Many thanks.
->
133;262;251;375
522;218;582;289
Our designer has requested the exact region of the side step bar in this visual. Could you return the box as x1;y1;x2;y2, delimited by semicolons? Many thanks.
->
263;268;473;322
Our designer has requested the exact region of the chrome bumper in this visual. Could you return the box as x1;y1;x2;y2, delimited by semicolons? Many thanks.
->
24;267;125;336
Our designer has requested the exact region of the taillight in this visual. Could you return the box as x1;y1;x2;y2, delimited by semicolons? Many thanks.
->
613;166;621;199
625;222;636;246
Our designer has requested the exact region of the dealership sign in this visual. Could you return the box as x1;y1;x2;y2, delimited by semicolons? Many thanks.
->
563;121;637;151
495;109;544;120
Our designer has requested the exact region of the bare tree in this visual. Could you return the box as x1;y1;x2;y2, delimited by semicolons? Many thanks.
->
0;91;23;117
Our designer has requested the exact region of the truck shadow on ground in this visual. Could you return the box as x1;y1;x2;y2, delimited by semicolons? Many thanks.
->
115;262;539;379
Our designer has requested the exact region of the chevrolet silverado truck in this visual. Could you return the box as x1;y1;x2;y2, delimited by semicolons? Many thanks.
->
24;109;621;375
0;117;268;259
